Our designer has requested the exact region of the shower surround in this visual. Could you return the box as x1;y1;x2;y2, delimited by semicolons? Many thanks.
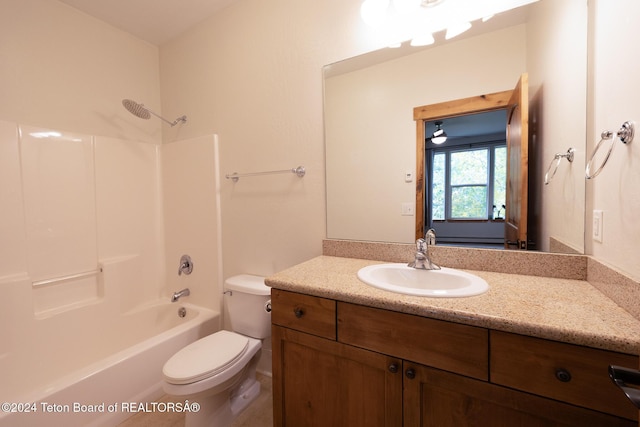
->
0;120;223;425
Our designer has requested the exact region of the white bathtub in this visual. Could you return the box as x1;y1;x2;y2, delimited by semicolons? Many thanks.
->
0;301;219;427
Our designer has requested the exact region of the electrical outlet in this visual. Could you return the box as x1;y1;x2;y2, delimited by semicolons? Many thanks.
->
593;210;603;243
405;171;413;183
401;203;414;216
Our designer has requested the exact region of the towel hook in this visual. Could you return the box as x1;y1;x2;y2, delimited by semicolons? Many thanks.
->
586;121;634;180
544;148;575;185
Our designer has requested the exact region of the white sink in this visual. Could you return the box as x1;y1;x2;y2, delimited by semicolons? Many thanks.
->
357;263;489;297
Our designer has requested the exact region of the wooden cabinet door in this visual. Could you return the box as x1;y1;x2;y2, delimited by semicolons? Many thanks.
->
272;325;402;427
403;363;634;427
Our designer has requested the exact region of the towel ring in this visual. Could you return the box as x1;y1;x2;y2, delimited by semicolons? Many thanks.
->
586;121;634;180
544;148;575;185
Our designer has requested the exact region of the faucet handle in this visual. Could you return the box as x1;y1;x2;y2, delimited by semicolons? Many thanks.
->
416;238;427;253
425;229;437;246
178;254;193;276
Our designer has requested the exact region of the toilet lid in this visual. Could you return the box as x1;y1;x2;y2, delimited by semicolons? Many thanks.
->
163;330;249;385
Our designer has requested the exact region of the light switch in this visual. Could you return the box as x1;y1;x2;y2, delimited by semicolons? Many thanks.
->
593;210;603;243
401;203;414;216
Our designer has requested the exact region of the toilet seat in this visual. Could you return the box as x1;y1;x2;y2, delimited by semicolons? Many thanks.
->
163;330;249;385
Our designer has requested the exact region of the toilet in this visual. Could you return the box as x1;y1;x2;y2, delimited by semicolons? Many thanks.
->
162;274;271;427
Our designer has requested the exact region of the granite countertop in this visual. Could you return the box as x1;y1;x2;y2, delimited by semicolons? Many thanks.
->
266;255;640;355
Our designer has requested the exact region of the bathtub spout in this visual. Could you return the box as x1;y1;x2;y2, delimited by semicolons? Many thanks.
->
171;288;190;303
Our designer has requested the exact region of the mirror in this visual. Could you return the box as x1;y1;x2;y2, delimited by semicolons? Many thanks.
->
324;0;587;253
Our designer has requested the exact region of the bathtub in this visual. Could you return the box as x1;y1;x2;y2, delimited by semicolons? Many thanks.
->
0;301;219;427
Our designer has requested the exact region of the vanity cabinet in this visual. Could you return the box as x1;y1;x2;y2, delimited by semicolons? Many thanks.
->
271;289;402;426
271;289;638;427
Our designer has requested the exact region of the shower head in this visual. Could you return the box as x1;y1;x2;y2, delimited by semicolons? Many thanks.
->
121;99;187;127
122;99;151;120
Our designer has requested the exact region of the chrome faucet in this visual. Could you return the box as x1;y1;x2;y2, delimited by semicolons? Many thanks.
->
178;254;193;276
171;288;190;302
408;229;440;270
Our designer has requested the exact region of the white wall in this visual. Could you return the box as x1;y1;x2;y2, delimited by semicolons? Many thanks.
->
586;0;640;280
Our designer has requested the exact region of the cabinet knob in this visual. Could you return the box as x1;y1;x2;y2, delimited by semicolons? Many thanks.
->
388;363;399;374
293;307;304;318
405;368;416;380
555;368;572;383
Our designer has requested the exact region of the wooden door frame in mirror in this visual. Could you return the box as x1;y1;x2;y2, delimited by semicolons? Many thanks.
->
413;90;514;241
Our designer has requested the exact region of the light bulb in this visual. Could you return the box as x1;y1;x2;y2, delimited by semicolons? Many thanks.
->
445;21;471;39
393;0;421;14
360;0;390;27
410;33;434;46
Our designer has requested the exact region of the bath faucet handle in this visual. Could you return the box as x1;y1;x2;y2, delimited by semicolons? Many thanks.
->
178;254;193;276
416;238;427;253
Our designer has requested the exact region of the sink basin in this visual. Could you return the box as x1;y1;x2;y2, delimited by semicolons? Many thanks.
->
357;263;489;297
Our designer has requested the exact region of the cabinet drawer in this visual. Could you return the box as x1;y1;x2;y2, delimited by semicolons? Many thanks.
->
490;331;639;420
271;289;336;340
337;302;489;380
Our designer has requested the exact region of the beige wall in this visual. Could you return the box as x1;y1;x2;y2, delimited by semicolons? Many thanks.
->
527;0;587;252
586;0;640;280
160;0;385;279
0;0;162;144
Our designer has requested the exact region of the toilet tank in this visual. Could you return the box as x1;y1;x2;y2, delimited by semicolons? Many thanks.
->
224;274;271;339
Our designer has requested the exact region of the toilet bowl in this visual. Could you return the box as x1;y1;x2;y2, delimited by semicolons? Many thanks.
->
162;274;271;427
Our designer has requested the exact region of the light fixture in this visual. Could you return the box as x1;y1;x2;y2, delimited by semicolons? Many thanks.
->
410;32;435;46
445;21;472;39
360;0;390;27
421;0;446;6
359;0;539;47
431;121;447;144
